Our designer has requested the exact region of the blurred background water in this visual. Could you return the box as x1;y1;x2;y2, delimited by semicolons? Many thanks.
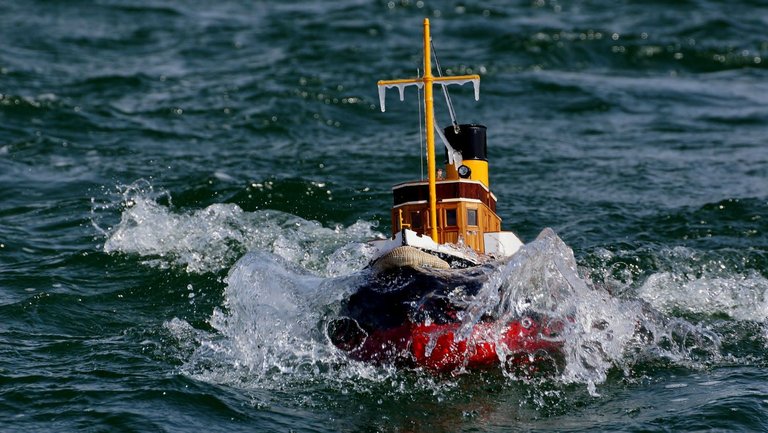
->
1;0;767;431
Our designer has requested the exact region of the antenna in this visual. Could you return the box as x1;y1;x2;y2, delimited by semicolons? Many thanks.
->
431;40;461;134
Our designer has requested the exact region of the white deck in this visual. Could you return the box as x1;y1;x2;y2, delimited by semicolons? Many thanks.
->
368;228;523;267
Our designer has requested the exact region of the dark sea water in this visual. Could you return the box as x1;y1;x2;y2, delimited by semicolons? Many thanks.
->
2;0;767;431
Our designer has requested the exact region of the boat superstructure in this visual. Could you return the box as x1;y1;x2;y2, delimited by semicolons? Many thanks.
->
368;18;523;266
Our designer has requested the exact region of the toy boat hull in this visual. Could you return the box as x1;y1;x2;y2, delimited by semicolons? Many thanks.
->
328;265;564;373
328;316;564;373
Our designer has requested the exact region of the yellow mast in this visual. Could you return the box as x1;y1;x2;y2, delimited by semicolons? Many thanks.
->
422;19;438;241
377;18;480;243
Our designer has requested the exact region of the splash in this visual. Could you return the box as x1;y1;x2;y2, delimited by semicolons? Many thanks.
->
165;224;727;399
636;247;768;322
95;180;380;274
168;249;402;393
458;229;722;395
181;251;338;383
101;184;758;397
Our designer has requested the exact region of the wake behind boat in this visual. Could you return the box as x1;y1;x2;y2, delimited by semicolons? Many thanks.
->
327;19;564;373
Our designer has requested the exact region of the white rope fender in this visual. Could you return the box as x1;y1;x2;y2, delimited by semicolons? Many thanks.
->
372;246;450;271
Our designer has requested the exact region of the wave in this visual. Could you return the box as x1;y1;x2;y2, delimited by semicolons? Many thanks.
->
96;182;766;400
166;228;732;397
97;180;380;275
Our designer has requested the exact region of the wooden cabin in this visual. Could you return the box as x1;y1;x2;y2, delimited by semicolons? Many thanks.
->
390;124;503;254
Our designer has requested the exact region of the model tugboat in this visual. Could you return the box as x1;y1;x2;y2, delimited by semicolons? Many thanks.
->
328;19;563;373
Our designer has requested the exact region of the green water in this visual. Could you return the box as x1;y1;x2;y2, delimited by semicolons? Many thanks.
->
1;1;767;431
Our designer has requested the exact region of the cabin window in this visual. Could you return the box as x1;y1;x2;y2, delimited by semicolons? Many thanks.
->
467;209;478;226
446;209;457;227
410;211;422;228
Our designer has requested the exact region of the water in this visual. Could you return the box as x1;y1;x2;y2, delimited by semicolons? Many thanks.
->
2;0;767;431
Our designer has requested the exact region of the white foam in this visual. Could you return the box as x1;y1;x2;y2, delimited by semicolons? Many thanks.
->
460;229;721;395
167;250;390;390
100;181;381;275
638;271;768;321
